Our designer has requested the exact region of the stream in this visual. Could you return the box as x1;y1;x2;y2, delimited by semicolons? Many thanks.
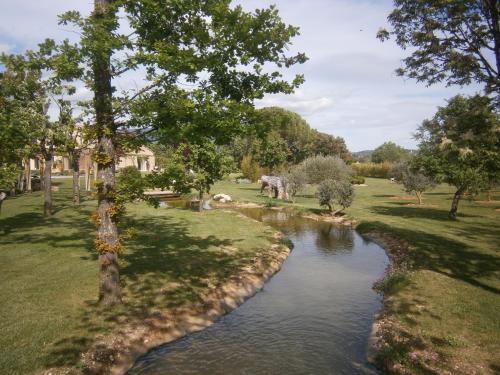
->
128;208;389;375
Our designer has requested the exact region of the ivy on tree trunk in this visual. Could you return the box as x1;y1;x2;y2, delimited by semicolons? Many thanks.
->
93;0;122;306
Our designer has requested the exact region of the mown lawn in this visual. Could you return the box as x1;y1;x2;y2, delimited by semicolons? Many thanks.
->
213;178;500;374
0;179;276;375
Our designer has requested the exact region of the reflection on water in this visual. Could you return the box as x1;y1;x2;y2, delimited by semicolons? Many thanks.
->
128;208;388;375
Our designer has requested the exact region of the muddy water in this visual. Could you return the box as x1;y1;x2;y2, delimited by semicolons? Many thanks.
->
128;208;388;375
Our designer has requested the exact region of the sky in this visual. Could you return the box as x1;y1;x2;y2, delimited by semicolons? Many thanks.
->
0;0;483;151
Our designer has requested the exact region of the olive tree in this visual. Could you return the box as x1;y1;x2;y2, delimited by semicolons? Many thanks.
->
283;165;307;202
401;169;436;205
318;179;354;216
300;155;353;185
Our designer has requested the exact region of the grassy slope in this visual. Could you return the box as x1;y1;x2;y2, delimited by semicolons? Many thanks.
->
213;178;500;374
0;180;276;375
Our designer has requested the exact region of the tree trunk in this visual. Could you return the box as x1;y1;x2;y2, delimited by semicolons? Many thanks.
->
93;162;98;184
25;160;32;192
84;156;91;192
449;187;465;219
17;161;24;192
93;0;122;306
0;192;6;215
44;156;53;217
40;158;45;191
416;191;423;205
71;154;80;205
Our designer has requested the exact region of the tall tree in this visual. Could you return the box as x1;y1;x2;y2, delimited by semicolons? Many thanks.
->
378;0;500;100
58;0;307;305
415;94;500;218
371;141;411;163
311;131;352;162
0;54;56;215
57;101;88;205
257;107;316;164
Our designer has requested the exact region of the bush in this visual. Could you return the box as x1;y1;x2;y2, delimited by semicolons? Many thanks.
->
283;165;307;200
318;179;354;215
240;155;260;182
352;162;392;178
0;164;19;192
389;161;408;182
350;175;365;185
300;155;353;184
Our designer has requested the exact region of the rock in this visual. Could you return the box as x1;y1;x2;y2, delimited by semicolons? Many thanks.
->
213;193;232;202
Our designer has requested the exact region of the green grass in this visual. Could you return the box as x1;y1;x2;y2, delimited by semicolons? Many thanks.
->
213;178;500;374
0;179;276;375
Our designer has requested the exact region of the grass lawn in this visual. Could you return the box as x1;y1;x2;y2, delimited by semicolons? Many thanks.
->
213;178;500;374
0;179;276;375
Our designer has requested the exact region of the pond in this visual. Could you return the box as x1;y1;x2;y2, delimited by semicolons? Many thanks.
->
128;208;388;375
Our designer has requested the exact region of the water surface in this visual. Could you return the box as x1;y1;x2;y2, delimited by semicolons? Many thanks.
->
129;208;388;375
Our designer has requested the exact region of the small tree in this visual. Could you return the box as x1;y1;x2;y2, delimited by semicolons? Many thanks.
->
318;179;354;216
401;169;435;205
416;95;500;218
283;165;307;202
149;141;232;210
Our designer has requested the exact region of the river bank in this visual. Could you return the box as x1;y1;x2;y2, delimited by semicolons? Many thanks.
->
213;179;500;374
0;180;291;375
76;234;291;375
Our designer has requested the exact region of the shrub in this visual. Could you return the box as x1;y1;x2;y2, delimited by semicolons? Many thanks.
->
240;154;260;182
283;165;307;201
389;161;408;182
350;175;365;185
318;179;354;215
0;164;18;192
352;162;392;178
300;155;353;184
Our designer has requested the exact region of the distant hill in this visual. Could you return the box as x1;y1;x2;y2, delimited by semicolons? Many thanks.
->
352;150;373;162
353;148;417;163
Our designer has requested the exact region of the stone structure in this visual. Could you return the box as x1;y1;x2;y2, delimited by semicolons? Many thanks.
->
260;175;289;200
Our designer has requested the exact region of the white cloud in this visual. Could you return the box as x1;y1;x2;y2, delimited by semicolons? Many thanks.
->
0;0;484;151
257;89;335;115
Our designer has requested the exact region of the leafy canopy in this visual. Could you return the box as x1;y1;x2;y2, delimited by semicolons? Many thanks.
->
378;0;500;98
371;141;411;163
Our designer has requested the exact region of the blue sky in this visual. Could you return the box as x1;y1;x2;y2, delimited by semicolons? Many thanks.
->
0;0;483;151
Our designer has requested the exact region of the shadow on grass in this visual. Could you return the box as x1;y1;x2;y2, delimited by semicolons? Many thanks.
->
369;205;481;221
357;221;500;295
42;211;251;369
